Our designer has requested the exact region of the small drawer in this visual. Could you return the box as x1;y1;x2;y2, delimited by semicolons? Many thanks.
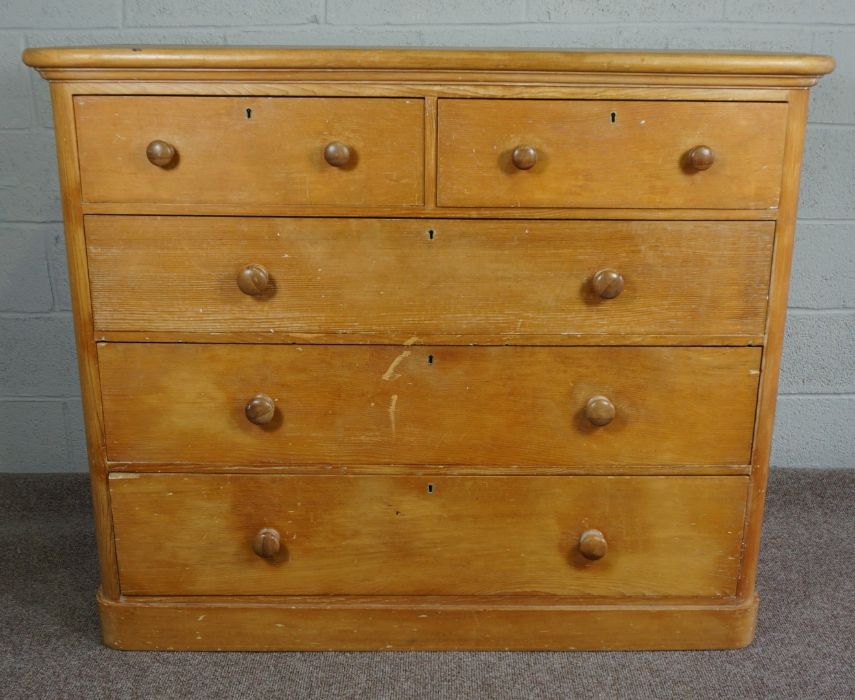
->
74;96;425;206
437;99;787;209
86;216;773;339
110;473;749;597
98;344;761;466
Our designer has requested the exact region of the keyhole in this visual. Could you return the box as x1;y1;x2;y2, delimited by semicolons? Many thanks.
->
427;355;434;365
427;483;434;494
427;229;435;240
246;108;252;119
610;112;616;123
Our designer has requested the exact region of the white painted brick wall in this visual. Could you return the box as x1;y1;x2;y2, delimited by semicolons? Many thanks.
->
1;0;852;471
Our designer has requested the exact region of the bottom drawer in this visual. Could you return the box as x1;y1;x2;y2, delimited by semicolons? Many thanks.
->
110;474;748;597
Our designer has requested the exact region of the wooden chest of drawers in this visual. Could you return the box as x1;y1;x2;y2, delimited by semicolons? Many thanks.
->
24;47;834;651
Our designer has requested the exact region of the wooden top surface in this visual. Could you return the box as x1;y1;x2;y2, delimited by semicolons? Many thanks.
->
22;46;835;76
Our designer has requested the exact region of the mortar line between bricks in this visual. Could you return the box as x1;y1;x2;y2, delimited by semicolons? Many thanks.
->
0;221;64;226
0;397;80;402
779;393;855;399
808;124;855;131
0;128;55;137
787;308;855;315
120;20;855;30
23;19;855;33
0;312;72;319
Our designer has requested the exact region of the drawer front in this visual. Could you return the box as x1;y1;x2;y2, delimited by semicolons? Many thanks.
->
87;216;773;339
74;96;424;206
110;473;748;596
437;99;787;209
99;344;761;466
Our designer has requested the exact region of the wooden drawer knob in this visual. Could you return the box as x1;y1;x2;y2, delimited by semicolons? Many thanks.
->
237;264;270;296
591;269;624;299
324;141;352;167
252;528;281;558
146;140;177;167
579;529;608;560
686;145;714;171
245;393;275;425
585;395;615;426
511;145;538;170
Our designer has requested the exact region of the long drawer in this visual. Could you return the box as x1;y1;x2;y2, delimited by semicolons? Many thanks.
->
98;344;761;466
86;216;773;339
110;473;749;597
74;96;425;206
438;99;787;209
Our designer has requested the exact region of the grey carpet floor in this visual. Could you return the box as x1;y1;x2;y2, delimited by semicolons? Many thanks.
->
0;469;852;700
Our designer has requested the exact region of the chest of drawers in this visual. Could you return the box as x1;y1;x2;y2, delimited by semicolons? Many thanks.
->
24;47;834;651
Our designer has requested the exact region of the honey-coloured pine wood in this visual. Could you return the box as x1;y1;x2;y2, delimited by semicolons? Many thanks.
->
98;592;760;651
74;96;425;206
109;473;748;597
437;99;787;209
98;344;761;467
85;216;773;340
47;82;121;599
740;89;812;598
24;47;833;652
23;45;835;84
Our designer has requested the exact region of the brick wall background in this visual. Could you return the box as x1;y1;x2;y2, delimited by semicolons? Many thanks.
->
1;1;853;471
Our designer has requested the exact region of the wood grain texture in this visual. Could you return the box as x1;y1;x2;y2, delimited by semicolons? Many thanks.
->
98;344;761;466
23;46;834;76
74;96;424;206
86;217;773;339
740;90;811;597
23;47;831;652
80;202;779;220
109;473;748;597
30;67;832;87
97;590;759;651
93;330;766;347
48;83;120;600
41;80;796;102
104;463;753;476
438;99;787;209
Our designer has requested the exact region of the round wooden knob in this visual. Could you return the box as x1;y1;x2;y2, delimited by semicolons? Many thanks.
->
585;395;615;427
591;269;624;299
511;145;538;170
237;264;270;296
686;145;714;171
146;140;177;167
245;393;275;425
324;141;351;167
579;529;608;561
252;528;281;558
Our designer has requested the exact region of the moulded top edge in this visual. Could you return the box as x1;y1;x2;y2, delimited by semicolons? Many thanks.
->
21;46;836;78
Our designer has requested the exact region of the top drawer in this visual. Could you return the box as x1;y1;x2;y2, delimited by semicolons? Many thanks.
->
437;99;787;209
74;96;425;206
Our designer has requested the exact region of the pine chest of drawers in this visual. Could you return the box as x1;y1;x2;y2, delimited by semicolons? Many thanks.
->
24;47;834;651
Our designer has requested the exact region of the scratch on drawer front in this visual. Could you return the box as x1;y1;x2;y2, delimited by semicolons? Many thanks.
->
382;351;411;381
388;394;399;437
